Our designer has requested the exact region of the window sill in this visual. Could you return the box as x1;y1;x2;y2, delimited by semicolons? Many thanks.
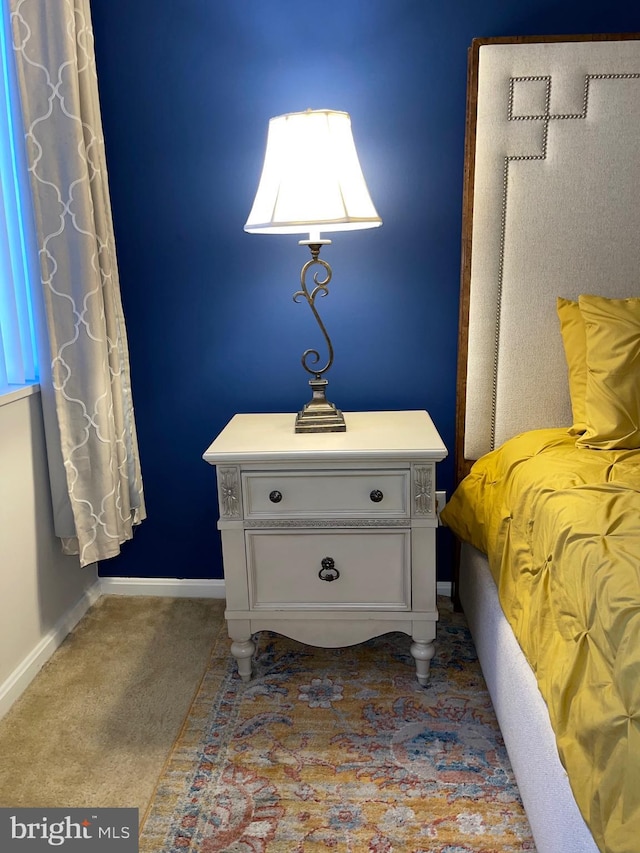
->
0;381;40;408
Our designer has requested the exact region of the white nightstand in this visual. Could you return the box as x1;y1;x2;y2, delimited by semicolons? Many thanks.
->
203;410;447;684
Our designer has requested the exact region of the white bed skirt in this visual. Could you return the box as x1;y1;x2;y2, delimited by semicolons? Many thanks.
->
459;542;599;853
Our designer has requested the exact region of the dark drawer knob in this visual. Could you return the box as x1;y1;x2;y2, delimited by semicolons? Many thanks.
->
319;556;340;582
370;489;384;503
269;490;283;503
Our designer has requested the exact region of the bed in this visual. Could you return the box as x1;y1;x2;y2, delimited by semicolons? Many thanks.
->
440;34;640;853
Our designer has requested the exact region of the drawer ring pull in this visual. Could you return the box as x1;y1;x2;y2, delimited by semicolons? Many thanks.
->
319;556;340;582
269;490;283;503
370;489;384;503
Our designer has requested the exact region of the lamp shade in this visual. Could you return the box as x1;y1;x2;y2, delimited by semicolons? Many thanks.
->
244;109;382;237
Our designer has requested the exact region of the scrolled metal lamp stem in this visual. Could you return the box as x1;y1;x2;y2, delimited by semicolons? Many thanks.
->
293;252;334;378
292;242;346;433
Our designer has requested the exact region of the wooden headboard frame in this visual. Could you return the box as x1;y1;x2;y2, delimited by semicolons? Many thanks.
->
454;32;640;489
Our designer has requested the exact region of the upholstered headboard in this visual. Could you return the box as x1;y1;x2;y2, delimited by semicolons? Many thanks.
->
455;34;640;484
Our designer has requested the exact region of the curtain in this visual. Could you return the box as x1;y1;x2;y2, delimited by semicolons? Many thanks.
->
9;0;146;566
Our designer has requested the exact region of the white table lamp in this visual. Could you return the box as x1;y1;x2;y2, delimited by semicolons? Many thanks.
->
245;109;382;432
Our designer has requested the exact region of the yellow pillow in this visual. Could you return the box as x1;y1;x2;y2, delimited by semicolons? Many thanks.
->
556;297;588;434
576;294;640;450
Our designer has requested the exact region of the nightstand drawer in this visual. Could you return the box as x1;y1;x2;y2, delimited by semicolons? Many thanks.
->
242;470;409;519
246;528;411;609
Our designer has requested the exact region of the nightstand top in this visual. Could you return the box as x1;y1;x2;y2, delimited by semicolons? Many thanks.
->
203;410;447;465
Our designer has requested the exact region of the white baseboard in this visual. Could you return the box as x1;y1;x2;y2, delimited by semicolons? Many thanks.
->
437;581;452;597
0;579;102;722
102;578;451;600
98;576;227;598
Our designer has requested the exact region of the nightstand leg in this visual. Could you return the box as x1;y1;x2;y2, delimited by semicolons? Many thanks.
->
230;638;255;681
228;620;255;681
410;638;435;685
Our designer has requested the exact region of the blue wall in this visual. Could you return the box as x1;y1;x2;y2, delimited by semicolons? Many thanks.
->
91;0;640;580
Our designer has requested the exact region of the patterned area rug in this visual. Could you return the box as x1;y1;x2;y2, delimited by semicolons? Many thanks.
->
141;600;535;852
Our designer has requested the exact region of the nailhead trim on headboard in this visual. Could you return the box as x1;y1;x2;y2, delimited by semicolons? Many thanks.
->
489;72;640;449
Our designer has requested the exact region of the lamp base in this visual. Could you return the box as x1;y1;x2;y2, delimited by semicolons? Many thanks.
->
295;378;346;433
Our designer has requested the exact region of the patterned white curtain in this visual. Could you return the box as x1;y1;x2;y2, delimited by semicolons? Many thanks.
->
9;0;146;566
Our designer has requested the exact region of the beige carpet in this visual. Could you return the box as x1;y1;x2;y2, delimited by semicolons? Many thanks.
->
0;595;226;814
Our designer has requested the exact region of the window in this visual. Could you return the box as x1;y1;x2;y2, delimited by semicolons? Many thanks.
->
0;0;39;393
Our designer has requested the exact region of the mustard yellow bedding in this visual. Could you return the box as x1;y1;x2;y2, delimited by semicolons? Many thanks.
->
441;429;640;853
